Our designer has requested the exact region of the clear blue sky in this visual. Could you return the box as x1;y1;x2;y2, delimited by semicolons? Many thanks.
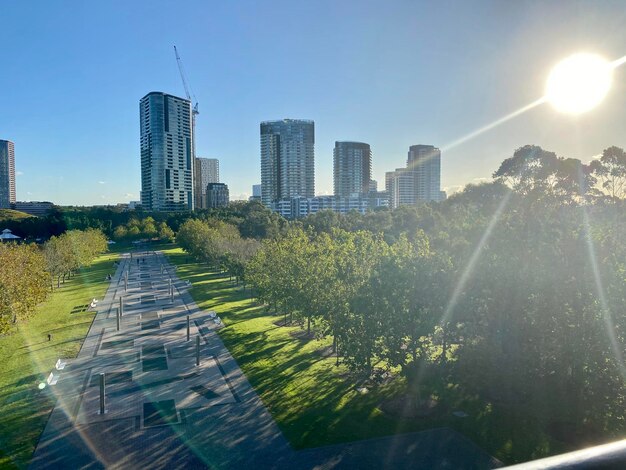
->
1;0;625;205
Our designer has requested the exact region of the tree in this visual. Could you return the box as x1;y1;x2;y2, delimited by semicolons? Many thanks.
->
0;243;50;332
157;222;175;242
589;146;626;200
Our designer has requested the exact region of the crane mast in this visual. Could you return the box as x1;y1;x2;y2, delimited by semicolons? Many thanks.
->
173;45;199;163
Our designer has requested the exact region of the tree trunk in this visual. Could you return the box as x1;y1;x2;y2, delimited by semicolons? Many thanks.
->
307;316;311;335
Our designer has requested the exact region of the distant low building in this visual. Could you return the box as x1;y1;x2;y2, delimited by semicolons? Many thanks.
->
249;184;262;201
206;183;229;209
270;193;389;219
12;201;54;216
128;200;141;210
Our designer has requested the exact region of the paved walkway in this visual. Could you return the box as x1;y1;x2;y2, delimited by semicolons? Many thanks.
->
30;250;499;469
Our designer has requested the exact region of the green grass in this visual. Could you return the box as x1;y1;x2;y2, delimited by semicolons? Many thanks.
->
162;246;564;464
0;250;118;469
0;209;34;222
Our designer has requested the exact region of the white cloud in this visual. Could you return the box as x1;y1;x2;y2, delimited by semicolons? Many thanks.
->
231;193;250;201
124;193;135;198
16;171;23;176
98;181;106;185
443;185;464;195
472;177;490;183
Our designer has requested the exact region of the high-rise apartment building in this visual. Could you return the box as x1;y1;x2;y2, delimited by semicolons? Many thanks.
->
385;144;442;208
333;141;371;197
140;92;194;211
206;183;229;208
194;157;219;209
260;119;314;206
0;140;16;209
407;145;441;201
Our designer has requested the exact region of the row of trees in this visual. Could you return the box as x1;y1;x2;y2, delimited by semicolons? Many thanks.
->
246;198;625;430
0;229;108;333
112;217;174;242
0;243;49;333
176;219;260;285
44;229;109;288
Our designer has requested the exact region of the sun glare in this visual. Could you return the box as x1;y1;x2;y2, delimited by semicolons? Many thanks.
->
546;53;613;114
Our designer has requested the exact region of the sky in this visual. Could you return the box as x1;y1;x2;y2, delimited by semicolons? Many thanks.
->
1;0;626;205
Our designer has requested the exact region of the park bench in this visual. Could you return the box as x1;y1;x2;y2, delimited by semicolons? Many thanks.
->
46;372;58;386
55;358;67;370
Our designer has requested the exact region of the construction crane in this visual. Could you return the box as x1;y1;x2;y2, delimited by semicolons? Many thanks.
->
174;45;199;159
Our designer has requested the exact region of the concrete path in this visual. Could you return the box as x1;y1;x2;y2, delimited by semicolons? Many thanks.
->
30;250;499;470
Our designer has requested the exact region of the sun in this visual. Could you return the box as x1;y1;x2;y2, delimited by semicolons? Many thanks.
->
545;53;613;114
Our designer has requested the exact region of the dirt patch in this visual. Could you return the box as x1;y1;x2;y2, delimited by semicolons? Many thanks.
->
315;345;337;357
380;394;439;419
289;329;316;341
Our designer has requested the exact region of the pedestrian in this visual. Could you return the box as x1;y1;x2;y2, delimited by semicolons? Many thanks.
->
48;333;52;342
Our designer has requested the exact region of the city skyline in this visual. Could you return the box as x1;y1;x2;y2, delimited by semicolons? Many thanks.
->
1;1;626;205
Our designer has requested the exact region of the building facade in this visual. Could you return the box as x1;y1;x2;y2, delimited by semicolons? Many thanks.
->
140;92;194;211
333;141;371;197
12;201;53;216
271;193;388;219
206;183;229;209
407;144;441;201
249;184;262;201
385;144;443;208
193;157;219;209
0;140;16;209
260;119;315;206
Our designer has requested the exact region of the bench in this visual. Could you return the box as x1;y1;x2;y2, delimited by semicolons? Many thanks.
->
55;358;67;370
47;372;58;386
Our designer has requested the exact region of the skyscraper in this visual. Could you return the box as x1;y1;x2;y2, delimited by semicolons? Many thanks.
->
194;157;219;209
385;144;442;208
333;141;371;197
0;140;16;209
260;119;315;206
407;145;441;201
140;92;194;211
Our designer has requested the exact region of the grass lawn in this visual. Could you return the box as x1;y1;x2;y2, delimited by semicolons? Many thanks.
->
162;246;562;465
0;250;119;469
0;209;35;222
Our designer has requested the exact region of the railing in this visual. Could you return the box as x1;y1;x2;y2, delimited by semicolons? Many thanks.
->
503;439;626;469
